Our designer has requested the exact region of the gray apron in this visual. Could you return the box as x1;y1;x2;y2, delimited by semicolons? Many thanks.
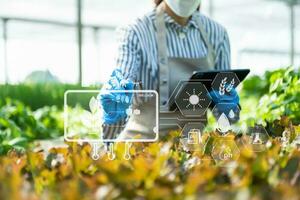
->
119;6;215;140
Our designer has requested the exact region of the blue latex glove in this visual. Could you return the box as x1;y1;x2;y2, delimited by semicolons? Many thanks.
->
98;69;134;125
209;87;240;123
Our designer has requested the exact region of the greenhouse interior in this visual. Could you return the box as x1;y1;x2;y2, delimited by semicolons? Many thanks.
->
0;0;300;199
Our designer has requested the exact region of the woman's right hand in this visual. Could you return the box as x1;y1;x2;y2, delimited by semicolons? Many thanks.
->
98;69;134;125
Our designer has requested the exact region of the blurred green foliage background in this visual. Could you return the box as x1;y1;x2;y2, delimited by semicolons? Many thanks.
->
0;67;299;199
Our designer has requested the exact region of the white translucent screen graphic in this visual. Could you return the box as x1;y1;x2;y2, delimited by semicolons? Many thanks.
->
64;90;159;143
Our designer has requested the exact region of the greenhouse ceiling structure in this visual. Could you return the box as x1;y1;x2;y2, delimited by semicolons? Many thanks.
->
0;0;299;85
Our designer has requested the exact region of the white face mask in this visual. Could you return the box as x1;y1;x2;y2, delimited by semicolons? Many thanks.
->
165;0;201;18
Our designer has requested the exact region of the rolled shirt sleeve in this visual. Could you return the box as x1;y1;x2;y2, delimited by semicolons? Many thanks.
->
215;30;231;70
116;25;142;80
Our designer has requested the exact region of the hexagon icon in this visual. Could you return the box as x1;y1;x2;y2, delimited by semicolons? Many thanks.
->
180;122;208;152
175;82;211;117
211;138;240;167
212;103;241;125
243;125;270;152
211;72;240;100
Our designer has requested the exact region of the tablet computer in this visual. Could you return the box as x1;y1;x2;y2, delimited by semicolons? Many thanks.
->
191;69;250;82
190;69;250;88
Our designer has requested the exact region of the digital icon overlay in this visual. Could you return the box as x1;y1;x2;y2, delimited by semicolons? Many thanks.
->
175;82;212;117
64;90;159;160
211;138;240;166
243;125;270;152
212;72;240;100
180;123;206;152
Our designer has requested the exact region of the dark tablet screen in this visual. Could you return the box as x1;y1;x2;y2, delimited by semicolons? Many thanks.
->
169;69;250;111
190;69;250;89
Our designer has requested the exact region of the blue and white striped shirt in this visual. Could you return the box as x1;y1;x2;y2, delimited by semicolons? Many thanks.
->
103;9;231;139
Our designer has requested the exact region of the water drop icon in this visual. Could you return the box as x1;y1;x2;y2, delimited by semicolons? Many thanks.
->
229;110;235;119
217;113;231;134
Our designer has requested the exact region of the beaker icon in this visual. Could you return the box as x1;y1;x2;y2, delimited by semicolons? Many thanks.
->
252;133;263;145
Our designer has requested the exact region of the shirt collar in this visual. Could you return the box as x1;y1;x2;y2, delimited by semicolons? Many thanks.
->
164;11;199;29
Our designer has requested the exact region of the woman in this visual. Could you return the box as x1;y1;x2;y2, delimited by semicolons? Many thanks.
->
99;0;238;140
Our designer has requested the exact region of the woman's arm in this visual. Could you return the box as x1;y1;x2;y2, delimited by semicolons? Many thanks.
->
101;26;142;140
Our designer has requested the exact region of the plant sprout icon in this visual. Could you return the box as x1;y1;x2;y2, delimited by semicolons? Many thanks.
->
219;77;235;96
183;88;206;111
84;97;103;129
80;96;103;134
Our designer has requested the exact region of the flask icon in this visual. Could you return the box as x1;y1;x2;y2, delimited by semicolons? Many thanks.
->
252;132;263;145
